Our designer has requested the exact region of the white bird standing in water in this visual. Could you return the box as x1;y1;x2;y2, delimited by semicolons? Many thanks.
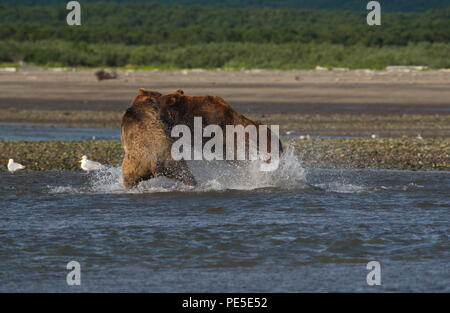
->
79;155;103;173
371;134;378;139
417;134;424;140
8;159;25;173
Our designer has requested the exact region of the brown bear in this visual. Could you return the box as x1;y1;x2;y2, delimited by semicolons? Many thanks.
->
155;89;282;161
121;89;196;188
121;89;282;188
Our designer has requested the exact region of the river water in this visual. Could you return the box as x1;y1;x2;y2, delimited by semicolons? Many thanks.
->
0;124;351;141
0;123;120;141
0;148;448;292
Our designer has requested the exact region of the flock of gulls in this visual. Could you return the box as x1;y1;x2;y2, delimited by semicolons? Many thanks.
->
6;155;103;174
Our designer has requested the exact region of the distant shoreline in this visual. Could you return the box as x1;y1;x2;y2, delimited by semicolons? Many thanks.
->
2;63;449;73
1;68;449;138
1;68;449;113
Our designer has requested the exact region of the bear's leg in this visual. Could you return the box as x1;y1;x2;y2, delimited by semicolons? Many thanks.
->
158;160;197;186
122;153;156;188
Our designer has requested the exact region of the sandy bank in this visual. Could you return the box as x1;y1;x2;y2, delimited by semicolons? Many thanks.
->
0;69;449;115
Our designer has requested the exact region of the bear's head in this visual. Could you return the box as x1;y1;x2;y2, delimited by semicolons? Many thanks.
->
131;88;162;107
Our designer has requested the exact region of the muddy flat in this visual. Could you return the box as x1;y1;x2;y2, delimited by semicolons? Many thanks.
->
1;69;449;113
1;69;449;137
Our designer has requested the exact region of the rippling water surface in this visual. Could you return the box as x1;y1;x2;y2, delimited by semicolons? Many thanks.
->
0;123;120;141
0;148;448;292
0;124;349;141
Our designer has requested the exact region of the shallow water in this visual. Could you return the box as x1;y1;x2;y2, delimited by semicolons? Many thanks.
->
0;149;448;292
0;124;352;141
0;123;119;141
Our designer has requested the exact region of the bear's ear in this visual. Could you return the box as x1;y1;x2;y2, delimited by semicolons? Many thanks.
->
176;89;184;95
137;88;150;96
138;89;162;98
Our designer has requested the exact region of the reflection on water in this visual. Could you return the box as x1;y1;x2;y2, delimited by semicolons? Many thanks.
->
0;147;449;292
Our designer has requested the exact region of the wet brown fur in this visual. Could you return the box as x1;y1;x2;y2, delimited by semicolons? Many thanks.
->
121;89;282;188
156;89;283;160
120;89;196;188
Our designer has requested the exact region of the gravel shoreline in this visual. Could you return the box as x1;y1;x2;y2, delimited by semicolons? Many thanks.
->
1;139;448;172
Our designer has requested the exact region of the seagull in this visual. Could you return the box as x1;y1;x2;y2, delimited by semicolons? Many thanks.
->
8;159;25;173
417;134;423;140
79;155;103;173
371;134;378;139
299;134;311;140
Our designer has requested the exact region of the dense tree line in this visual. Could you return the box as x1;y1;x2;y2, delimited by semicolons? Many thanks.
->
0;2;448;68
0;4;448;46
0;0;449;12
1;40;448;69
1;23;448;47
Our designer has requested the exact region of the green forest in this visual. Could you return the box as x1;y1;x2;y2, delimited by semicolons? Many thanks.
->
0;2;449;69
1;0;449;12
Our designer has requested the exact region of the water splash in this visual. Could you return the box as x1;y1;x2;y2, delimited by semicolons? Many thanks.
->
48;144;399;195
50;145;308;194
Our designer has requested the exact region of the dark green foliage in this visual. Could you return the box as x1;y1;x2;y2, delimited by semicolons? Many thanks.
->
0;0;449;12
0;2;448;68
0;4;448;45
1;40;449;69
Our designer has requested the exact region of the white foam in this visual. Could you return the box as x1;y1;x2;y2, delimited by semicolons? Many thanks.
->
380;182;425;191
49;145;308;194
49;186;82;194
313;182;369;194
